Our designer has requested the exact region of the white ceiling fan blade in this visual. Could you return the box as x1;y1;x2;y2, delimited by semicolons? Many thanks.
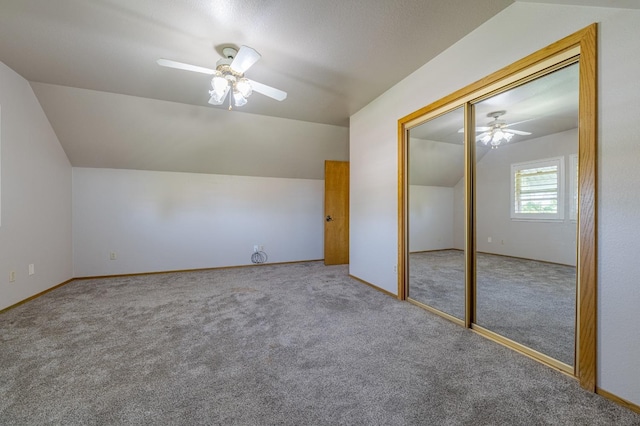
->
504;118;536;128
504;129;532;135
157;59;216;75
457;126;492;133
247;79;287;101
230;45;261;73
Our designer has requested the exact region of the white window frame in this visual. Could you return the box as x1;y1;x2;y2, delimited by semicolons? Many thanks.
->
510;156;565;221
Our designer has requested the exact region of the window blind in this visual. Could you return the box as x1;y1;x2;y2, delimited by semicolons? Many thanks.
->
514;165;558;214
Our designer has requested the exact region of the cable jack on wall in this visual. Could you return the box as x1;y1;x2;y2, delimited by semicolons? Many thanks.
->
251;249;268;264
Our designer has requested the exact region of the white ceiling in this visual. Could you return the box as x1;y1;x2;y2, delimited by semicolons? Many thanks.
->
30;82;350;179
516;0;640;8
0;0;514;127
0;0;632;178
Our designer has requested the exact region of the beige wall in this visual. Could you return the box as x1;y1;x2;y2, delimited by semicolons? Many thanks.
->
73;168;324;277
0;62;72;310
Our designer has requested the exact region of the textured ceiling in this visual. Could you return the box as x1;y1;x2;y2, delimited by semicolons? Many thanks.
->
30;82;349;180
0;0;514;127
0;0;626;177
516;0;640;8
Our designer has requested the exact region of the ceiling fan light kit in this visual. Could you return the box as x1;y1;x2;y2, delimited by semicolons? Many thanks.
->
157;45;287;110
481;128;514;148
477;110;532;149
209;47;256;109
209;66;252;108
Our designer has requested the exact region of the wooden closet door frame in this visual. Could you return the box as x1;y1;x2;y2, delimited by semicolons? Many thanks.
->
397;24;597;391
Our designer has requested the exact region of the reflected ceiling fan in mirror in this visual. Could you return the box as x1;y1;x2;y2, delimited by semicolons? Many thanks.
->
459;110;532;149
157;45;287;110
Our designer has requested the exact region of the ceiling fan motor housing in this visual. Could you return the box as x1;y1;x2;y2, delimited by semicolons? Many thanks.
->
216;47;237;69
487;110;506;119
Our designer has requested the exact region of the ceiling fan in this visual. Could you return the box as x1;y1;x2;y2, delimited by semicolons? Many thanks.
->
157;45;287;110
459;110;532;149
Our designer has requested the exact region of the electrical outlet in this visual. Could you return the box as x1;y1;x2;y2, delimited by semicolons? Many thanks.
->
9;271;16;282
394;265;397;273
29;264;35;275
110;251;117;260
501;240;505;245
253;245;259;253
488;237;492;243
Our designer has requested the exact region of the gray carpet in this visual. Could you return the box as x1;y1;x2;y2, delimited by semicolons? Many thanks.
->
409;250;575;365
1;261;638;425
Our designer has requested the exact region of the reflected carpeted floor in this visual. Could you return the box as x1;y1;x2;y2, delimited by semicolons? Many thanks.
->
1;261;637;425
409;250;576;365
409;250;466;319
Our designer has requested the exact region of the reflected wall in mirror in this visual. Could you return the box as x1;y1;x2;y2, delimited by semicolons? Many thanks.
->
408;107;465;320
473;63;579;366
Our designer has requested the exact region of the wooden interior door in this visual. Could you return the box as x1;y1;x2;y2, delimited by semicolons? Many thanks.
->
324;161;349;265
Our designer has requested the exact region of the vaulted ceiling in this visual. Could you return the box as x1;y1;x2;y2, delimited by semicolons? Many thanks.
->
0;0;515;126
0;0;634;178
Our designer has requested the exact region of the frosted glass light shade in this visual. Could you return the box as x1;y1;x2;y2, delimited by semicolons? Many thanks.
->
236;78;252;98
233;90;247;107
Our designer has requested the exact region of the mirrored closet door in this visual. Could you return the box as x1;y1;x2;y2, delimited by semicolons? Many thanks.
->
407;107;465;322
472;63;579;368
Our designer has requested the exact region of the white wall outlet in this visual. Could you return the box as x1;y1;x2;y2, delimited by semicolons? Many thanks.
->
501;239;505;245
488;237;492;243
28;264;35;275
253;245;259;253
110;251;117;260
9;271;16;282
